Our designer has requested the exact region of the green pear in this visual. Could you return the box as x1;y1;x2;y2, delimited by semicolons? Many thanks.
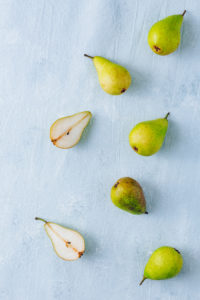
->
148;10;186;55
129;113;170;156
35;217;85;261
140;246;183;285
84;54;131;95
111;177;147;215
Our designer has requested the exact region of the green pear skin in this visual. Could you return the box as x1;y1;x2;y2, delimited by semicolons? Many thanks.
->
84;54;131;95
111;177;147;215
148;10;186;55
129;113;170;156
140;246;183;285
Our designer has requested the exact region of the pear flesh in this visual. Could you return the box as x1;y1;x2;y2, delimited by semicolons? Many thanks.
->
111;177;147;215
129;113;169;156
50;111;92;149
140;246;183;285
148;10;186;55
35;217;85;261
84;54;131;95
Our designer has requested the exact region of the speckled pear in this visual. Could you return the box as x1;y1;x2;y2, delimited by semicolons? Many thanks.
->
84;54;131;95
140;246;183;285
111;177;147;215
129;113;170;156
148;10;186;55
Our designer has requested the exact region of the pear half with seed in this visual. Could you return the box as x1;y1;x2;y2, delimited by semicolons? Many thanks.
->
50;111;92;149
35;217;85;261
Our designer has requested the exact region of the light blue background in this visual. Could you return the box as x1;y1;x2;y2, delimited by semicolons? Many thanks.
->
0;0;200;299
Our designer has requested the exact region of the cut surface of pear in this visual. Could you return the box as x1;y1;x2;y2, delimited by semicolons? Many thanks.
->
35;217;85;261
84;54;131;95
140;246;183;285
129;113;169;156
148;10;186;55
50;111;92;149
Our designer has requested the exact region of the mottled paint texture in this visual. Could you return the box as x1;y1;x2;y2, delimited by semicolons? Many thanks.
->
0;0;200;300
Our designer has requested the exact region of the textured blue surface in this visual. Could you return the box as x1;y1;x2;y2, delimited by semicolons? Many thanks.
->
0;0;200;299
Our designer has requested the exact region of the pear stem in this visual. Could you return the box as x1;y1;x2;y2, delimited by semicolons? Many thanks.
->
164;112;170;120
84;54;94;59
182;10;186;16
139;277;147;286
35;217;47;223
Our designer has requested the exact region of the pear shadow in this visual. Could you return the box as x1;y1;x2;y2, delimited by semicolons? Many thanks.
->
139;179;160;215
177;247;198;283
159;118;181;156
83;233;99;258
125;67;151;96
77;116;95;148
180;13;197;55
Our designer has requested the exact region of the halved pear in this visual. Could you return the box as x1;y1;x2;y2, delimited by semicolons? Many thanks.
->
35;217;85;261
50;111;92;149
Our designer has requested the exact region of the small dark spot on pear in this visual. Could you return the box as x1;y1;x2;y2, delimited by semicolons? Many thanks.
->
121;88;126;93
145;211;148;214
154;45;161;52
66;132;70;135
174;248;181;254
79;251;84;258
114;182;119;188
133;146;138;152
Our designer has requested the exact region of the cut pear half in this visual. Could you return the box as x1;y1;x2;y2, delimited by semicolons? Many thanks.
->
35;217;85;261
50;111;92;149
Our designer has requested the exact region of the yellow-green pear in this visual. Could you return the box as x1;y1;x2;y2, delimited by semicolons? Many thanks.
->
140;246;183;285
129;113;170;156
111;177;147;215
35;217;85;261
148;10;186;55
84;54;131;95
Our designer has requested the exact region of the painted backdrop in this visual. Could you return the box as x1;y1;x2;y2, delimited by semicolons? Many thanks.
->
0;0;200;299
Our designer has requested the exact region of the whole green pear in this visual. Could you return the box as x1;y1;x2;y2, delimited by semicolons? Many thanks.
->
148;10;186;55
129;113;170;156
111;177;147;215
140;246;183;285
84;54;131;95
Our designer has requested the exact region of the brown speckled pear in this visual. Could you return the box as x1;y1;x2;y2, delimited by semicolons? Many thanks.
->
111;177;147;215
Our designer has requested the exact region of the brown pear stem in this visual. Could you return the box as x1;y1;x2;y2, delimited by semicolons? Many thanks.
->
164;112;170;120
139;277;147;286
35;217;47;223
182;10;186;16
84;54;94;59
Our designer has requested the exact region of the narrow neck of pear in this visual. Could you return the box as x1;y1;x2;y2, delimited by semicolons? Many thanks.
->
84;54;94;59
164;112;170;120
182;10;186;16
35;217;47;223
